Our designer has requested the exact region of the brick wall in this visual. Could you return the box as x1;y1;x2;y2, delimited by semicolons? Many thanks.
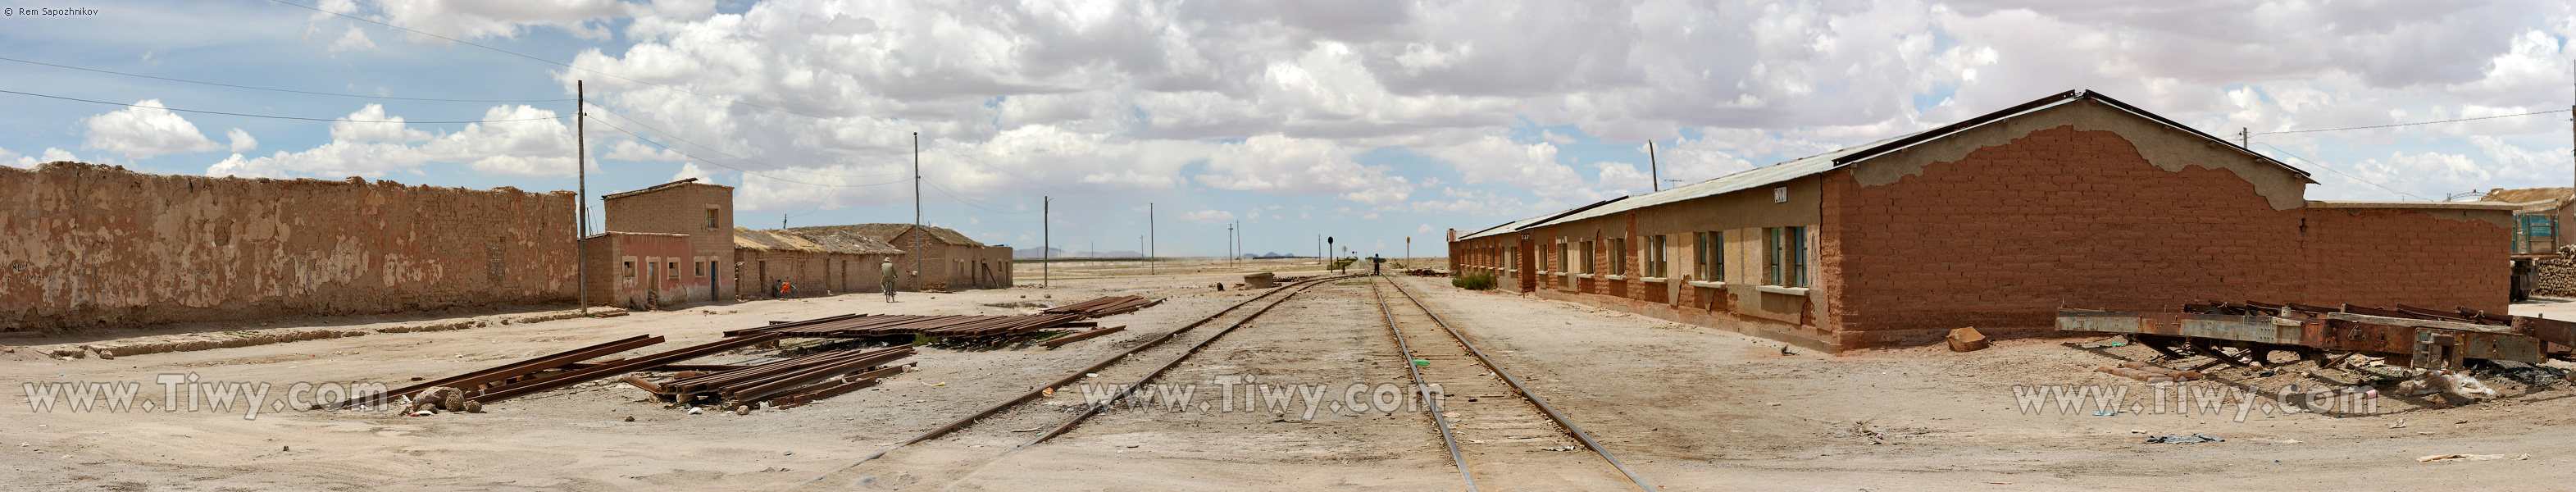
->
602;183;735;299
0;162;576;332
1824;126;2507;348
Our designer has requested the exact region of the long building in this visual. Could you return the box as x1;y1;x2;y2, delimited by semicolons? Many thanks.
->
1450;89;2514;352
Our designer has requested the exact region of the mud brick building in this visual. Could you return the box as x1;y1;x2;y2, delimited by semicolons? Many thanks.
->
1450;90;2515;352
733;226;904;298
580;232;699;309
781;224;1013;291
599;178;735;302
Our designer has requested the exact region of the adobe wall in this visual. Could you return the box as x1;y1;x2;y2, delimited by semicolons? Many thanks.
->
581;233;703;309
1823;125;2507;349
0;162;576;333
735;249;895;298
602;183;735;299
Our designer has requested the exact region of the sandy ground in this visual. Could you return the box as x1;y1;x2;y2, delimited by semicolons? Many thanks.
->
5;261;2574;491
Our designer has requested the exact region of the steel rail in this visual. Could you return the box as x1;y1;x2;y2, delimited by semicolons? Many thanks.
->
790;275;1352;489
1384;276;1659;492
1368;277;1480;490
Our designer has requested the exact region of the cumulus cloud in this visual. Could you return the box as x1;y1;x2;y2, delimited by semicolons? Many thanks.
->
225;129;257;153
209;105;576;178
80;100;221;159
1179;208;1236;224
0;147;78;168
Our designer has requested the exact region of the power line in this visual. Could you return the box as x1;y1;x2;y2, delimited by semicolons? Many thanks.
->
588;107;907;180
585;115;912;189
0;56;571;102
2254;143;2433;202
0;89;565;124
2252;108;2574;136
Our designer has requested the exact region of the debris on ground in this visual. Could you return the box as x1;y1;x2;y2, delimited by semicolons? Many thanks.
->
2092;361;2206;383
2395;370;2497;400
2142;433;2224;444
1946;327;1989;352
2417;453;2529;462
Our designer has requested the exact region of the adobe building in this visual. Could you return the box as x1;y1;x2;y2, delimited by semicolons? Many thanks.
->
781;224;1013;291
1450;89;2515;353
580;231;699;309
733;226;904;298
598;178;735;303
2476;187;2568;254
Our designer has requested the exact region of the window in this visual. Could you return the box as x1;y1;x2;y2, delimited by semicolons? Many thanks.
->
704;208;721;229
667;262;679;279
1506;246;1516;270
1765;226;1808;287
1580;241;1595;273
1645;235;1667;277
1610;238;1627;275
622;261;634;278
1695;231;1723;281
1556;244;1568;272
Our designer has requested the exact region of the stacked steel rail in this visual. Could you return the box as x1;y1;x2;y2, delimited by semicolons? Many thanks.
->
727;295;1164;339
642;344;917;407
335;333;784;408
1041;295;1163;317
2061;299;2576;371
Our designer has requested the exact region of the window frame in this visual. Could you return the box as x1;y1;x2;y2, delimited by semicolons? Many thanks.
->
1764;226;1808;287
1609;237;1627;276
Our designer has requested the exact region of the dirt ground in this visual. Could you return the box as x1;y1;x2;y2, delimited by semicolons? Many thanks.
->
6;259;2574;491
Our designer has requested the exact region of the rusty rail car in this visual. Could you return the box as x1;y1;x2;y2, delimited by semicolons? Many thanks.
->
2058;300;2576;371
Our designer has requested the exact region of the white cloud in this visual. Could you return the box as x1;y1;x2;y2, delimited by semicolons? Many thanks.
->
80;99;221;159
225;129;257;153
0;147;77;168
327;26;377;52
209;105;576;178
1179;209;1236;224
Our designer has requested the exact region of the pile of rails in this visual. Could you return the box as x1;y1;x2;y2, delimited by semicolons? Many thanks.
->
338;332;784;409
1043;295;1162;317
726;295;1164;339
727;313;1089;339
2060;299;2576;371
628;344;916;409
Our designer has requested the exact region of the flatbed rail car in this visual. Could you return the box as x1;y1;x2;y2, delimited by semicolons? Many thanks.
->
2057;300;2575;371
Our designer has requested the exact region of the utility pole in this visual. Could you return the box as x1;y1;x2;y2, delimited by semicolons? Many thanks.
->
911;132;922;292
1648;140;1660;192
1227;222;1235;268
2239;128;2249;148
1043;196;1049;288
1148;203;1155;276
575;80;587;314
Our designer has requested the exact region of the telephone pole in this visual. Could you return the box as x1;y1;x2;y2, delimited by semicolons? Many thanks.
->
911;132;922;292
1148;203;1155;275
2239;127;2249;148
1648;140;1660;192
575;80;588;313
1042;196;1049;288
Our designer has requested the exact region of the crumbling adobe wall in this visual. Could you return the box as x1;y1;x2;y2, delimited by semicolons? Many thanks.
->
0;162;577;333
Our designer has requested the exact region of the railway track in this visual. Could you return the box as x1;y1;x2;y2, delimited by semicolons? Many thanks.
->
786;274;1354;490
1371;276;1658;491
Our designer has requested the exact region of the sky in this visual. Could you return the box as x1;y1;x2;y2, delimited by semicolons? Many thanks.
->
2;1;2572;258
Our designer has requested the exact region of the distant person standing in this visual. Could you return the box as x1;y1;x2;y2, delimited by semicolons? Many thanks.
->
881;258;899;303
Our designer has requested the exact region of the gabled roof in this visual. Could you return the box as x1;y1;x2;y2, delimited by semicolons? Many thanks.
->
782;224;987;248
602;177;731;200
773;227;907;254
1505;89;2313;231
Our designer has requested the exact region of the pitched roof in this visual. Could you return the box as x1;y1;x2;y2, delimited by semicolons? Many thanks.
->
1487;89;2311;234
2481;188;2572;212
771;227;907;254
783;224;987;248
733;227;904;254
601;177;731;200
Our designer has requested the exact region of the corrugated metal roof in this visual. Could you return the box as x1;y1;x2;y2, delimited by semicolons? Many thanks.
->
781;224;989;248
1486;89;2311;234
736;227;906;254
1457;196;1629;240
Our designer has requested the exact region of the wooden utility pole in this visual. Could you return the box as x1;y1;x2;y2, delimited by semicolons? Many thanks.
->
1042;196;1049;288
1148;203;1155;275
911;132;921;292
575;80;587;313
1648;140;1660;192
